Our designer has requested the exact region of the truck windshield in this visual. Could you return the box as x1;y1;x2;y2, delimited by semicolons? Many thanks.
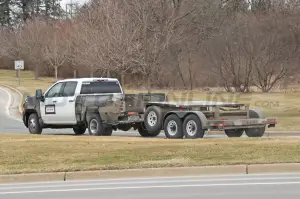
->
80;81;122;94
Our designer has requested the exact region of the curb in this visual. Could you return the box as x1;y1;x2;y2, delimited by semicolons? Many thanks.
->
1;163;300;184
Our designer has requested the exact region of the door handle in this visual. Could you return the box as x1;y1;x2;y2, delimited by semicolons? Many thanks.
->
53;101;57;103
69;100;74;102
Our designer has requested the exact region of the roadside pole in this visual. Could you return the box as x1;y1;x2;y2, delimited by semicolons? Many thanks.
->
14;60;24;86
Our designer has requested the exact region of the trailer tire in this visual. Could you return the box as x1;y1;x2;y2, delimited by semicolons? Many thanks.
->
164;114;184;139
73;125;86;135
183;114;205;139
144;106;163;134
245;110;265;137
87;114;104;136
28;113;42;134
138;123;160;137
224;129;244;137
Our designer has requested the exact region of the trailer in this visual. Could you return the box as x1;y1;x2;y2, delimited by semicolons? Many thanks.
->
141;100;277;139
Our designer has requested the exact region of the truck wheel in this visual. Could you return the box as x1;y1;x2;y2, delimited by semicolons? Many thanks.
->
87;114;104;136
164;114;184;139
28;113;42;134
245;110;265;137
138;123;160;137
102;125;113;136
183;114;205;139
73;125;86;135
144;106;163;134
225;129;244;137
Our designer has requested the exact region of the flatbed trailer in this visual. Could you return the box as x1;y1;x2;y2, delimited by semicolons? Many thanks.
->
141;101;277;139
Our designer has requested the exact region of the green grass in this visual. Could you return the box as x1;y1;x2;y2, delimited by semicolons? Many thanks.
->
0;135;300;174
0;69;299;130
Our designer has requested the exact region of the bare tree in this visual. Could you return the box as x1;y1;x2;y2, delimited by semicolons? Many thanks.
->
17;18;48;79
42;22;71;80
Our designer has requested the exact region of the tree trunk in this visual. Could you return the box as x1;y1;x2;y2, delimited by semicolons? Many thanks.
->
54;66;58;80
73;69;77;78
34;66;39;80
121;74;125;86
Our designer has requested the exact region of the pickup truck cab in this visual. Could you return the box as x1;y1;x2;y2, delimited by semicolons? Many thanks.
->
22;77;145;135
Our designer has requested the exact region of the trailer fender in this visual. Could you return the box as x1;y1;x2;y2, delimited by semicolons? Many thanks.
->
163;111;208;129
249;109;264;119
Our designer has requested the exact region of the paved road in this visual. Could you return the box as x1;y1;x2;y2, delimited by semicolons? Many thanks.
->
1;173;300;198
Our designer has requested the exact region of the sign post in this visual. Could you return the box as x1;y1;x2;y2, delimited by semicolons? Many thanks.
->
14;60;24;86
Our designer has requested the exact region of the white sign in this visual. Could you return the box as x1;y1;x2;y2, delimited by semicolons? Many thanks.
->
14;60;24;70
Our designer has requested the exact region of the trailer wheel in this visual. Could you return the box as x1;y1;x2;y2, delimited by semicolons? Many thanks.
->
224;129;244;137
245;110;265;137
144;106;163;134
183;114;205;139
138;123;160;137
73;125;86;135
164;114;184;139
87;114;104;136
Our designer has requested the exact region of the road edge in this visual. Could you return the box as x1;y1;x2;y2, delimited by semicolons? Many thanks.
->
0;84;24;115
1;163;300;184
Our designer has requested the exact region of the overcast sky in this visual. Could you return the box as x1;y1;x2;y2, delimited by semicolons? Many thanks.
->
60;0;89;8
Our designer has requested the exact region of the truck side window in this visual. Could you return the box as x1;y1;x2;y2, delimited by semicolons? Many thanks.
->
45;83;64;98
62;82;77;97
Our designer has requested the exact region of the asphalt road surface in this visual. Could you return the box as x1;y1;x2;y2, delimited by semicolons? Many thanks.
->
1;173;300;198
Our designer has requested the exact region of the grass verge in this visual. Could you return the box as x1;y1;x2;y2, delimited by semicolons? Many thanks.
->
0;134;300;174
0;69;299;130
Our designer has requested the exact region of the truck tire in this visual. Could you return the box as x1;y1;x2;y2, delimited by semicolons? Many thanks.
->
224;129;244;137
28;113;42;134
164;114;184;139
144;106;163;134
87;114;104;136
245;110;265;137
138;123;160;137
102;125;113;136
73;125;86;135
183;114;205;139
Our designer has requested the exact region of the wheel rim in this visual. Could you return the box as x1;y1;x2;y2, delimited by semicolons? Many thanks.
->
29;118;36;131
147;111;157;127
167;120;178;136
90;119;98;134
186;120;197;136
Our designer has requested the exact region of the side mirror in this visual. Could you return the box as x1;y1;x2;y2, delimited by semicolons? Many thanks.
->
35;89;44;101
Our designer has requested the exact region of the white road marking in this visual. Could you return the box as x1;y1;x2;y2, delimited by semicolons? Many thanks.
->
0;87;22;122
1;181;300;195
2;175;300;190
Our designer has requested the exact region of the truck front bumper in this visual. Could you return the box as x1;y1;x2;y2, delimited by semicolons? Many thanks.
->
206;118;277;130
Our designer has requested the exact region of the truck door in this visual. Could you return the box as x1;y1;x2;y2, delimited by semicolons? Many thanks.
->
40;82;65;124
59;81;78;124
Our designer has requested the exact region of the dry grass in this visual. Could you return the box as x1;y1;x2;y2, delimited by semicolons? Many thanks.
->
0;134;300;174
0;69;299;130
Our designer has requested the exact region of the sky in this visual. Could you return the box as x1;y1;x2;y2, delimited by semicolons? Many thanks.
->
60;0;90;9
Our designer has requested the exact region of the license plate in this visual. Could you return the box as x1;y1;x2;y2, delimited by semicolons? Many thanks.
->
128;115;140;121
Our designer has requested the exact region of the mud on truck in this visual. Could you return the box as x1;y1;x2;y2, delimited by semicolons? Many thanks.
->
22;77;277;139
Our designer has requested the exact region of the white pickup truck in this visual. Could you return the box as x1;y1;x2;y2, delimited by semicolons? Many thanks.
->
22;78;167;136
